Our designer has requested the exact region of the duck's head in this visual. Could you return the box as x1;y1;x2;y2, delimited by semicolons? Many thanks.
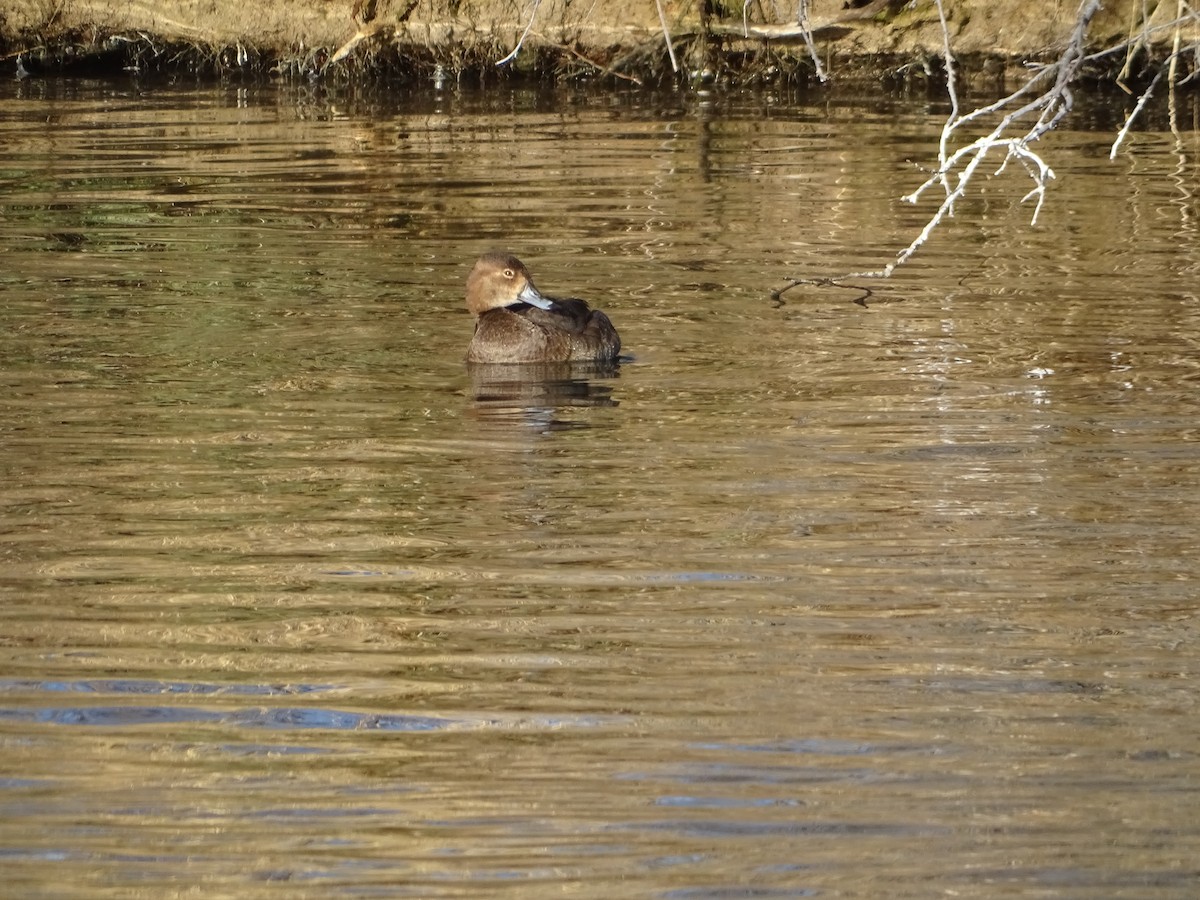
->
465;252;555;316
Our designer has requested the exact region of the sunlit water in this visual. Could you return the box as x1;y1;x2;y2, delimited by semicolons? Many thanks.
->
1;76;1198;898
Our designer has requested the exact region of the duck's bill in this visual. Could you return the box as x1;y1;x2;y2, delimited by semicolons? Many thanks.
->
518;282;554;310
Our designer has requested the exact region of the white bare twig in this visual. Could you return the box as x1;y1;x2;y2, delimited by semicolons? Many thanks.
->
1110;0;1200;153
838;0;1105;280
795;0;828;83
496;0;543;66
741;0;826;81
655;0;679;73
1110;68;1165;157
769;0;1199;300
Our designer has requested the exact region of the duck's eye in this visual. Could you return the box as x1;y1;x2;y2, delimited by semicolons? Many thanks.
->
502;268;515;279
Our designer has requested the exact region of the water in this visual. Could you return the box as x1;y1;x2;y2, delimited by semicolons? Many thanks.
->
1;76;1198;898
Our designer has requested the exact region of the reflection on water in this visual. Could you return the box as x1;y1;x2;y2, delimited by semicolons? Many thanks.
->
0;77;1198;899
468;361;621;430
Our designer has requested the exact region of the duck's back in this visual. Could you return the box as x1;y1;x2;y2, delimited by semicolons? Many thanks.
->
468;300;620;364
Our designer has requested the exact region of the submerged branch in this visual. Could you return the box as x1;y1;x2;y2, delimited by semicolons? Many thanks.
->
772;278;873;307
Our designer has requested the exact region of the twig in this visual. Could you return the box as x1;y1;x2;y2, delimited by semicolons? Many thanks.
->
837;0;1101;280
331;22;392;65
1110;67;1164;157
772;277;874;307
795;0;828;82
935;0;958;173
655;0;679;73
1111;0;1199;154
783;0;1200;293
2;46;45;60
541;37;643;85
496;0;544;66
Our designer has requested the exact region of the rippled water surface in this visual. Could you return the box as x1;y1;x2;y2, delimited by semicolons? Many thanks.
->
1;76;1199;898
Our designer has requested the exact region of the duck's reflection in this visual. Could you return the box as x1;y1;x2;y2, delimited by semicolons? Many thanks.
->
467;362;620;430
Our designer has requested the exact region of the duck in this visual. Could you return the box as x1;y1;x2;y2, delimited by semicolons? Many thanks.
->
464;252;621;364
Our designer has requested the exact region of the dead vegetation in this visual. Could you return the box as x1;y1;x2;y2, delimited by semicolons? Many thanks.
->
1;1;1196;87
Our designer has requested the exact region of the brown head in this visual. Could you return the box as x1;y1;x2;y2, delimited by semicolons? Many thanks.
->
465;252;555;317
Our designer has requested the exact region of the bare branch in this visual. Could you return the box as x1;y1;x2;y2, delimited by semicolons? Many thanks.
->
655;0;679;73
830;0;1103;281
1110;68;1165;157
795;0;828;83
773;0;1200;297
541;36;644;85
496;0;543;66
1111;0;1200;154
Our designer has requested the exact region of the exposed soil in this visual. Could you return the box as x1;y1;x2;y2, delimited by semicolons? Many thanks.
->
1;0;1195;85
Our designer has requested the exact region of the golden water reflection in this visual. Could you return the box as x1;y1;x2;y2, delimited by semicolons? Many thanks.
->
0;78;1197;899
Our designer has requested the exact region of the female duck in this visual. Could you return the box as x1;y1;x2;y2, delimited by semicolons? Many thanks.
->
464;252;621;364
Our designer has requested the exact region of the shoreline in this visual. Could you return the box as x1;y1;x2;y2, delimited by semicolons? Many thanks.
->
1;1;1194;87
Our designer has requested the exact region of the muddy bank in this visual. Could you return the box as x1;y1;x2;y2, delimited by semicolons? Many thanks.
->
1;0;1194;85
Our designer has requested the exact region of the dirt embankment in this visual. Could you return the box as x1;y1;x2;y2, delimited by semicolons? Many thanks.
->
0;0;1193;84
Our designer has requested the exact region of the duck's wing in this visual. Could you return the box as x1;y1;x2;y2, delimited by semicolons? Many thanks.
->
512;298;620;362
520;298;594;335
576;307;621;360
